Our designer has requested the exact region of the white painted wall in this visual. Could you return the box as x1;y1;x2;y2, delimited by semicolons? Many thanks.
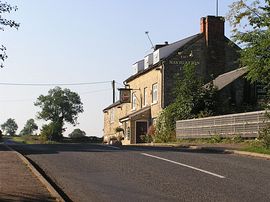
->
133;59;144;74
144;53;153;69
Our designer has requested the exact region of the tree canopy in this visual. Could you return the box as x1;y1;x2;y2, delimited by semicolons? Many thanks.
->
19;119;38;136
35;87;83;140
227;0;270;97
1;118;18;136
0;1;20;68
68;128;86;139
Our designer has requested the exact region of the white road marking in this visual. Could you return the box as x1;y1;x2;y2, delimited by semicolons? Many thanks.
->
141;153;225;179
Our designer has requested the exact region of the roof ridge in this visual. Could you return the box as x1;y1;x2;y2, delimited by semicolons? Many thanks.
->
215;66;247;79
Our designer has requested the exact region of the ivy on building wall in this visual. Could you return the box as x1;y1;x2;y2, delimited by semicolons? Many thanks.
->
154;64;218;142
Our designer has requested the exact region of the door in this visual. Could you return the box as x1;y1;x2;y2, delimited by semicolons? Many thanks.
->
136;121;148;143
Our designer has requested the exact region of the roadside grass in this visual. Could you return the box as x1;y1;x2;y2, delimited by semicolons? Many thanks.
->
10;135;102;144
62;137;103;144
171;136;270;155
174;135;247;145
242;146;270;155
12;135;43;144
241;141;270;155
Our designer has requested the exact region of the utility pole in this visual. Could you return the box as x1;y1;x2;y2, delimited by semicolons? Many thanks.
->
112;80;115;103
216;0;219;16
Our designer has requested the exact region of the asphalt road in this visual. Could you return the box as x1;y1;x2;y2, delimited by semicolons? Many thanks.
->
10;143;270;202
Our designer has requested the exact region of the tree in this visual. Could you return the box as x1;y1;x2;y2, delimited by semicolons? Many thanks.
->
227;0;270;146
35;86;83;140
1;118;18;136
0;1;20;68
227;0;270;98
155;64;217;142
40;122;63;141
68;128;86;139
19;119;38;136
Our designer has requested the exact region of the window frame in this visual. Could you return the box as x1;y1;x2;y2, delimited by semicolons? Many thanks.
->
152;83;158;104
132;92;136;110
143;87;147;106
110;108;115;123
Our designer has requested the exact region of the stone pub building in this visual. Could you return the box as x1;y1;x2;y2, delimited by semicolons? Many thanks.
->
103;16;257;144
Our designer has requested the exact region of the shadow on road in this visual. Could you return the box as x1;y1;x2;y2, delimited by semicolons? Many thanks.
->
6;143;229;156
0;193;56;202
0;144;10;151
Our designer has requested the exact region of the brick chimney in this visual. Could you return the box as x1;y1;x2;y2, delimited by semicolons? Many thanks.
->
200;16;225;46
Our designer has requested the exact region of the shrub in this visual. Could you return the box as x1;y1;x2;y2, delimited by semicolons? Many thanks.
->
114;127;124;142
0;130;2;140
40;122;63;141
231;135;243;143
154;106;176;143
154;64;217;143
210;134;222;143
115;127;124;133
140;134;153;143
258;124;270;148
69;128;86;139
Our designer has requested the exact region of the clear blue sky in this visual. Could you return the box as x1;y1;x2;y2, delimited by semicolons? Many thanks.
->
1;0;236;137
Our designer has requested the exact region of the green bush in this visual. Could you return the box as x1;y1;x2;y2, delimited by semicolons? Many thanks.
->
231;135;243;143
154;64;217;143
210;134;222;143
115;127;124;133
68;128;86;139
140;134;153;143
154;106;176;143
40;122;63;141
258;124;270;148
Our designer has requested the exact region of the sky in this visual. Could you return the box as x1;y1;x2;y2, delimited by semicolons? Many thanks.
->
1;0;237;137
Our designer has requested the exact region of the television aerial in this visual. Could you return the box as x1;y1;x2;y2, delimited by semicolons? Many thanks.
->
145;31;154;50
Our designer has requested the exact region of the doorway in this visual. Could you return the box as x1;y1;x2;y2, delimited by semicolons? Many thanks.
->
135;121;148;143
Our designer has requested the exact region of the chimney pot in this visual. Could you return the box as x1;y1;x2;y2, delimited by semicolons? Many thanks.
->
201;16;225;46
200;17;206;33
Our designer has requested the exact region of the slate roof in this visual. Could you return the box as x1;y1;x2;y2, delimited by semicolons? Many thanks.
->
155;33;202;60
124;33;202;83
205;67;248;90
119;106;151;122
103;100;121;112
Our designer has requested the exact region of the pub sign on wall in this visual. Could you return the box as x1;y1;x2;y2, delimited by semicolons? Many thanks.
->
119;88;131;103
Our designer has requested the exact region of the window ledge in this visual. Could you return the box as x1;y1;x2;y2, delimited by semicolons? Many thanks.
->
151;101;158;106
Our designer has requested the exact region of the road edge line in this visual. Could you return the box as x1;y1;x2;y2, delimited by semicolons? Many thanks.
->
4;145;65;202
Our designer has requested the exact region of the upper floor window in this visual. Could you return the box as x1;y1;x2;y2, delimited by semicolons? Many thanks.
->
152;83;158;103
132;92;136;110
110;108;115;123
143;87;147;106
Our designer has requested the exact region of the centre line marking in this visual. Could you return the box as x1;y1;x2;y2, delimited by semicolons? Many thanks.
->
141;153;225;179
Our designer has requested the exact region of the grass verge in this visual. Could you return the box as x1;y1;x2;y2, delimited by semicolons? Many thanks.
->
172;137;270;155
242;145;270;155
12;135;43;144
10;135;102;144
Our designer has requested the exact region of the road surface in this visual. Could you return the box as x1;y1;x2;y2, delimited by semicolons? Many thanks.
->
10;143;270;202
